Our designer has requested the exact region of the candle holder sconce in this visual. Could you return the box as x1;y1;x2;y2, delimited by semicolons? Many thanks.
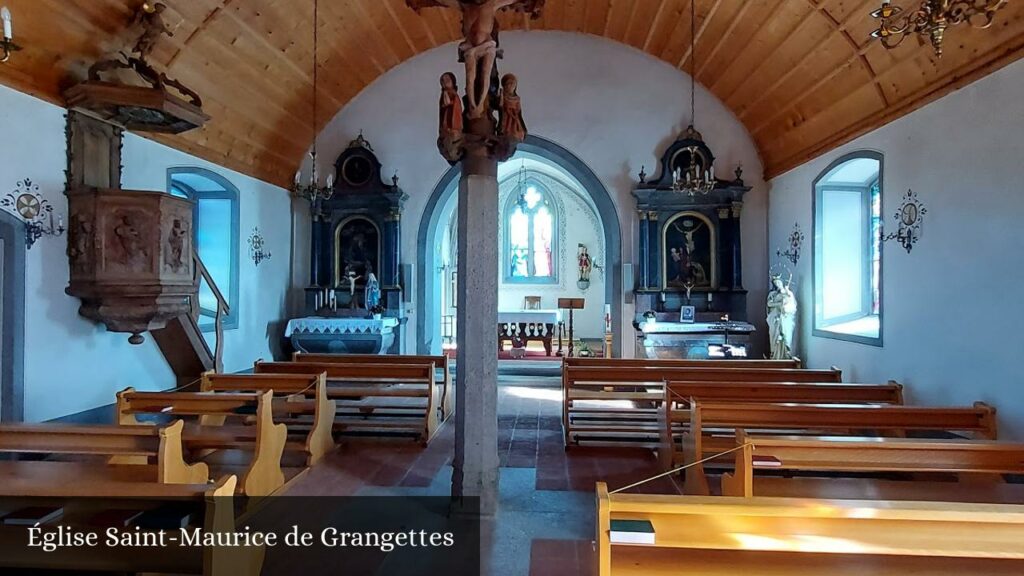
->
883;189;927;254
247;226;271;266
1;179;65;249
1;7;21;64
776;223;805;266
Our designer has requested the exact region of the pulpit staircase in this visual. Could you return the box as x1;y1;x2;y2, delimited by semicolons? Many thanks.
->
152;252;229;387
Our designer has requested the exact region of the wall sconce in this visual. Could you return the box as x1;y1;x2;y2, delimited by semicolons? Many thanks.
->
1;7;21;64
883;188;927;253
1;179;65;249
776;223;805;266
248;226;271;266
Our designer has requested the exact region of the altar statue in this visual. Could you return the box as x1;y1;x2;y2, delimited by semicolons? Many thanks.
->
364;272;381;311
767;273;798;360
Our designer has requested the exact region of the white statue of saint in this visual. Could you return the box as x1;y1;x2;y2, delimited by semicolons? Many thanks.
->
766;273;797;360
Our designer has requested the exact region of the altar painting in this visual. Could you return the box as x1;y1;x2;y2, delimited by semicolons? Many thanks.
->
334;216;381;287
662;212;715;289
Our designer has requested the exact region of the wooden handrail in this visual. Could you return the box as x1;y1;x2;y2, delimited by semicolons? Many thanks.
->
192;250;229;374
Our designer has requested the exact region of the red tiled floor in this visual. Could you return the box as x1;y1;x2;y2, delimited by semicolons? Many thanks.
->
528;540;596;576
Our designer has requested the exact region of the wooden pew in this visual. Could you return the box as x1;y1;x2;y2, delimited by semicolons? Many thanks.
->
116;388;288;496
0;474;263;576
565;357;802;369
595;481;1024;576
0;420;208;484
563;365;843;447
721;431;1024;502
254;360;442;444
292;352;454;420
199;371;336;466
673;400;999;495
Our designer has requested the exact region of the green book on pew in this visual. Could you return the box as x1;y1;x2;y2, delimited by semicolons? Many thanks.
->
609;519;655;545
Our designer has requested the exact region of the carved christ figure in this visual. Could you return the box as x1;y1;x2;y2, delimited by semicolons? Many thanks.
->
408;0;543;118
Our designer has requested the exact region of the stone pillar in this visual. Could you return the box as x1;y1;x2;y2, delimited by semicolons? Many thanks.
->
452;119;500;516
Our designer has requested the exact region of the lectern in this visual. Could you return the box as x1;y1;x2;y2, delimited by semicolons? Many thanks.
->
558;298;585;358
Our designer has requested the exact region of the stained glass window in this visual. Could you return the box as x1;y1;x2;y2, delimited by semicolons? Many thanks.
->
506;183;557;283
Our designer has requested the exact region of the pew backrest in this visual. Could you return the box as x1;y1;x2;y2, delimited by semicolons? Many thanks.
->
565;366;842;387
665;380;904;406
254;361;434;383
722;431;1024;497
678;400;997;495
566;357;801;369
0;420;208;484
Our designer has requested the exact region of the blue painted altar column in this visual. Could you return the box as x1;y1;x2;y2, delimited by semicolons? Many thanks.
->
637;211;649;289
731;201;744;289
384;209;402;288
646;211;661;289
309;212;325;287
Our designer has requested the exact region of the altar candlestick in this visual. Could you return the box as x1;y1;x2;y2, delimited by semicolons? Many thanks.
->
707;292;713;302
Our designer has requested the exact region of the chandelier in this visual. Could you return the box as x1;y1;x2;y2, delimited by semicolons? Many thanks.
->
870;0;1008;57
293;0;334;203
673;0;715;197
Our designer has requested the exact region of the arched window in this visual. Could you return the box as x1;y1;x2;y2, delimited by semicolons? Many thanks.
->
167;167;240;331
504;181;557;283
812;152;883;345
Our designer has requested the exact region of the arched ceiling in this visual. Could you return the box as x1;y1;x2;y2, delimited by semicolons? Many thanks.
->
2;0;1022;187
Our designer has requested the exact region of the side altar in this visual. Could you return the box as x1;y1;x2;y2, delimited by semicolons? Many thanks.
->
632;126;755;359
295;134;408;355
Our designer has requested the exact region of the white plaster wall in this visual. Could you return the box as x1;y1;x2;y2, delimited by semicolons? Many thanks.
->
0;84;291;422
303;32;768;356
768;59;1024;439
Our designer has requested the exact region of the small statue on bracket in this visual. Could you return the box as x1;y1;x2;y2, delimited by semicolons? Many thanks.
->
498;73;526;143
438;72;464;163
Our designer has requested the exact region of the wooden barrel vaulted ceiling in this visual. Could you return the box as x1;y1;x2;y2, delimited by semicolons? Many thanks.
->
1;0;1022;187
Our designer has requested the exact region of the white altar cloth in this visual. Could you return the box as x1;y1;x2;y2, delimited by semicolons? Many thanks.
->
498;310;561;324
285;317;399;337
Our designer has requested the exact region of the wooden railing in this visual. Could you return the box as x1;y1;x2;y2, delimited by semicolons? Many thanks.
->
191;251;230;373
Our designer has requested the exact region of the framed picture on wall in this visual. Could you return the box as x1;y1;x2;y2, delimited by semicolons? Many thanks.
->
680;306;696;323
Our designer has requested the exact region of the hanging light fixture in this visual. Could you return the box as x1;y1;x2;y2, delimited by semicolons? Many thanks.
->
870;0;1007;58
293;0;335;203
672;0;715;197
514;160;529;211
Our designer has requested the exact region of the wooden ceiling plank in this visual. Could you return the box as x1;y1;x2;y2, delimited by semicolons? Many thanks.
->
677;0;724;71
735;0;875;121
695;0;769;83
583;1;612;37
714;0;812;104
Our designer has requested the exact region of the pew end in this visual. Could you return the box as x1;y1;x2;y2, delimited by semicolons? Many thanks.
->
158;420;211;484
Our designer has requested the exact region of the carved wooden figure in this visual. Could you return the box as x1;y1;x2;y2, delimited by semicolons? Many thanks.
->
498;73;526;142
438;72;464;162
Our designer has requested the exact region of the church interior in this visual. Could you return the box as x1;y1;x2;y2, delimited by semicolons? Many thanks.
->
0;0;1022;574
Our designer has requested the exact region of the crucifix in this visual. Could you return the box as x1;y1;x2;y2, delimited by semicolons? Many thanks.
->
407;0;544;517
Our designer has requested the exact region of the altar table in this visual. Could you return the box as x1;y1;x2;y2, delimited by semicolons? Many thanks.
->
286;317;399;354
498;310;561;356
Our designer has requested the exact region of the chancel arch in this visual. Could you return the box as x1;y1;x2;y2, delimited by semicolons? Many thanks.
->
417;135;621;357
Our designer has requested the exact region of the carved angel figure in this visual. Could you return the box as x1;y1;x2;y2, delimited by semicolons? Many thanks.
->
407;0;544;118
130;2;173;60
